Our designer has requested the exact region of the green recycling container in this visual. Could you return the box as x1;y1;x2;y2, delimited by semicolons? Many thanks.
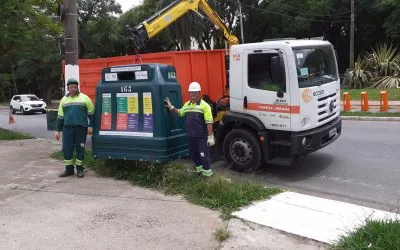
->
46;109;58;131
92;63;188;163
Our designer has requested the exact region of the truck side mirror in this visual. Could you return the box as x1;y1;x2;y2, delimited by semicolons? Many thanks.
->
271;55;286;98
277;88;284;98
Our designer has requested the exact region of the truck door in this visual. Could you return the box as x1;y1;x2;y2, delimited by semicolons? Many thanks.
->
242;49;292;131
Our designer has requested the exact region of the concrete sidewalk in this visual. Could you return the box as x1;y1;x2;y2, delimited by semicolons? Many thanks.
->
0;139;326;250
0;139;222;249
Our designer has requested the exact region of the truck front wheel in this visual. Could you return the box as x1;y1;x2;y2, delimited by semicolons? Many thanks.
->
223;129;263;172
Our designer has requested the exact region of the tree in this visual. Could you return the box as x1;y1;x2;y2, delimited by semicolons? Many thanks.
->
379;0;400;40
118;0;177;53
15;0;63;101
76;0;122;58
0;0;62;102
139;0;240;51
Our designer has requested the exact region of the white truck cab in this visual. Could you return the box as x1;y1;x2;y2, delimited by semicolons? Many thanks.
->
121;0;341;172
216;39;342;171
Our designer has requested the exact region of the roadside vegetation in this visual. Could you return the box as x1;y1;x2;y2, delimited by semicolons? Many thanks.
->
51;150;281;219
341;111;400;117
331;219;400;250
0;128;33;140
343;43;400;90
340;88;400;101
2;1;400;103
214;228;231;242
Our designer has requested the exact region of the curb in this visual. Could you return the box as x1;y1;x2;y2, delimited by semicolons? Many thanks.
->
341;116;400;121
233;191;399;245
35;137;62;145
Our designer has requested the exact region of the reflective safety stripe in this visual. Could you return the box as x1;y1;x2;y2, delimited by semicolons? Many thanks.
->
56;93;95;129
62;102;86;107
196;165;203;173
184;106;203;112
201;169;213;177
184;109;203;114
178;100;213;127
75;159;83;166
64;159;74;165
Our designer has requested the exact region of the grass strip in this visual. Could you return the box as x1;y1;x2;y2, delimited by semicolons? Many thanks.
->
341;88;400;101
0;128;34;140
51;150;281;218
331;219;400;250
341;111;400;117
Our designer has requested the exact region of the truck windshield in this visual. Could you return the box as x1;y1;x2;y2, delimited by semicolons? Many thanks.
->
292;46;338;88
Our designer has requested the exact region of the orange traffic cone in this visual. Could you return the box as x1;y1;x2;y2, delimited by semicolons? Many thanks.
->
9;111;15;124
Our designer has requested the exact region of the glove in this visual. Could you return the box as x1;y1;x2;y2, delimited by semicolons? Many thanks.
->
207;134;215;147
164;97;174;110
87;127;93;135
55;132;60;141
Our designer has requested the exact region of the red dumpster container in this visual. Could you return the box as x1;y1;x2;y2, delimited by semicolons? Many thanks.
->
62;49;228;103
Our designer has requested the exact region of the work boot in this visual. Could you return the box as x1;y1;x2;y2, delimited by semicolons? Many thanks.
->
195;165;204;173
59;165;74;177
76;166;85;178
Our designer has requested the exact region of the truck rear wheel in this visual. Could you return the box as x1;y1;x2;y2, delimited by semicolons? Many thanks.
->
223;129;263;172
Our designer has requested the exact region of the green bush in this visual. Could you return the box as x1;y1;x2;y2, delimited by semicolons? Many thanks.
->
344;43;400;89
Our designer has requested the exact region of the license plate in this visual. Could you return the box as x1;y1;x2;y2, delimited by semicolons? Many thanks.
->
329;127;337;137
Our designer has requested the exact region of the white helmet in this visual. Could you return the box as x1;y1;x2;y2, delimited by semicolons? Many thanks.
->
188;81;201;92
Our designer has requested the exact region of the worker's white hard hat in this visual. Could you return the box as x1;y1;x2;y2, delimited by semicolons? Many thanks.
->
188;81;201;92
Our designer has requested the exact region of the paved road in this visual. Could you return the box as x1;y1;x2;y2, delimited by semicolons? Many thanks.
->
0;106;92;147
214;120;400;212
1;106;399;211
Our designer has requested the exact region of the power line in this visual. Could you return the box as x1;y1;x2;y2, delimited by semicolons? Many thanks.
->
227;0;350;17
239;3;351;23
266;1;351;17
350;0;355;69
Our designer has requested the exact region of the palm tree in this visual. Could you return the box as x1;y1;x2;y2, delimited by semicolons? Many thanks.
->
344;43;400;89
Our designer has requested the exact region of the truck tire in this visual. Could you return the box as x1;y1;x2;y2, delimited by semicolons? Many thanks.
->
223;129;263;172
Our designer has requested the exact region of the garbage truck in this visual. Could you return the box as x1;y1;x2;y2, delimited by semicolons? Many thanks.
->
117;0;342;171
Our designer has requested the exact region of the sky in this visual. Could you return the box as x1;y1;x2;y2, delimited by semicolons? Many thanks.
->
116;0;143;13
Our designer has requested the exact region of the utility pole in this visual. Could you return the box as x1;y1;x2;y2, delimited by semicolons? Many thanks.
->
236;0;244;44
63;0;79;94
349;0;355;70
11;64;18;95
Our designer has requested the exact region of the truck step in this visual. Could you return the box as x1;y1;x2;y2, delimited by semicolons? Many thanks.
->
267;157;293;166
270;140;291;147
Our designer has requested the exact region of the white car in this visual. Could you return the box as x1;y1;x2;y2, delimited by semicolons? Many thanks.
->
10;94;47;115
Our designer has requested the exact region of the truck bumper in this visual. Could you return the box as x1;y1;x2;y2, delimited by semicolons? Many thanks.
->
291;117;342;155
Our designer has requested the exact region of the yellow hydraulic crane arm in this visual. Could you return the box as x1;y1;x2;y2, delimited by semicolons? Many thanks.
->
143;0;198;39
197;0;239;46
129;0;239;51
